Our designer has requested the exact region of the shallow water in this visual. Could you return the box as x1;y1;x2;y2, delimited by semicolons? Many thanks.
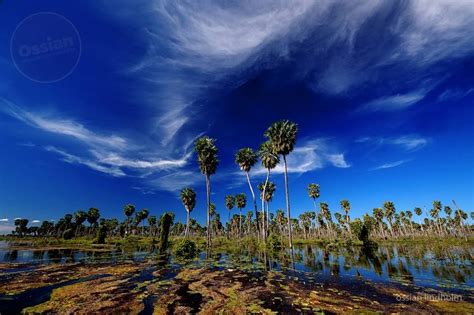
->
0;240;472;294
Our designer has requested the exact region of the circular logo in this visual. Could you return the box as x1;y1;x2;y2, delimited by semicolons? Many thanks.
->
10;12;81;83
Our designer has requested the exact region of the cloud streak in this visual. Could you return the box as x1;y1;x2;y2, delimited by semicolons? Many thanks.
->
371;159;410;171
357;135;428;151
253;138;350;176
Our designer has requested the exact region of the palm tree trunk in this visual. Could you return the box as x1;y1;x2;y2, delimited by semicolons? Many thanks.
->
206;175;211;247
239;208;242;237
261;169;270;241
185;210;190;238
245;171;260;237
283;155;293;249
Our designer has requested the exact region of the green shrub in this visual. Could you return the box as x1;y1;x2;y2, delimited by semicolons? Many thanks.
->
173;239;197;259
267;233;282;251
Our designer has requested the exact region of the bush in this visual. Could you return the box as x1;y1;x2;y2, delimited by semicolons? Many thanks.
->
62;229;74;240
173;239;197;260
267;233;282;251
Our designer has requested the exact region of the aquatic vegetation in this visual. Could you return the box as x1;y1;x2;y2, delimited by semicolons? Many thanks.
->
173;239;198;260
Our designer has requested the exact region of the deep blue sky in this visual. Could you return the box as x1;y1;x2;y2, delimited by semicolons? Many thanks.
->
1;1;473;233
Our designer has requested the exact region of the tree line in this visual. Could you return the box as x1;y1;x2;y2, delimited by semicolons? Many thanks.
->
11;120;473;243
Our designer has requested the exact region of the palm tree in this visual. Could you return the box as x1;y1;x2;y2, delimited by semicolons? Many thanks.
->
148;215;157;237
225;195;235;224
373;208;384;238
140;209;149;235
235;147;260;236
87;208;100;235
235;193;247;237
123;204;135;235
194;136;219;247
265;120;298;249
258;141;279;240
340;200;351;234
383;202;395;237
431;201;442;236
180;187;197;238
307;183;320;237
74;210;87;237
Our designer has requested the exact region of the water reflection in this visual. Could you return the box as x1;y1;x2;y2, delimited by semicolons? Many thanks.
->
0;241;472;291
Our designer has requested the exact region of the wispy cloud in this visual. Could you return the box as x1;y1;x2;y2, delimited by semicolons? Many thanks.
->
0;98;127;150
253;138;350;175
437;88;474;102
357;135;428;151
0;218;8;222
371;159;410;171
1;100;197;191
359;89;427;112
45;146;126;177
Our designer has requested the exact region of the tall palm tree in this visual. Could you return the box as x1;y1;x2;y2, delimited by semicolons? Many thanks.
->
235;148;260;236
180;187;197;238
431;201;442;236
74;210;87;237
383;202;395;237
194;136;219;247
373;208;384;238
340;200;351;234
235;193;246;237
307;183;320;237
123;204;135;235
257;141;279;240
87;208;100;235
225;195;235;224
265;120;298;249
148;215;157;237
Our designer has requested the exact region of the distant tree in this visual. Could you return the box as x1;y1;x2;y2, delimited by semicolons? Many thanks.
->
87;208;100;234
123;204;135;235
194;136;219;247
235;147;260;236
74;210;87;237
235;193;247;237
265;120;298;248
180;187;196;238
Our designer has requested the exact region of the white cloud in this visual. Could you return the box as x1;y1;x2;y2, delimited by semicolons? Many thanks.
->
0;218;8;222
371;160;410;171
148;171;202;193
31;220;41;223
359;90;426;112
0;98;127;150
357;135;428;151
1;100;197;189
253;138;350;175
326;154;351;168
438;88;474;102
391;135;428;151
45;146;126;177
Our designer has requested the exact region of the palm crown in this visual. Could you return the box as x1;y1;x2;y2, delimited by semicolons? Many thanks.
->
264;120;298;156
258;141;279;170
194;136;219;176
258;181;276;202
235;148;257;172
235;193;247;209
307;183;320;199
180;187;196;213
225;195;235;210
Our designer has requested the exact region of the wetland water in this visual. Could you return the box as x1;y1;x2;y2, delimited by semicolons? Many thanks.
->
0;240;473;313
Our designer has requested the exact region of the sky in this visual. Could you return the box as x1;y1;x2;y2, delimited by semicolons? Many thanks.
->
0;0;473;234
